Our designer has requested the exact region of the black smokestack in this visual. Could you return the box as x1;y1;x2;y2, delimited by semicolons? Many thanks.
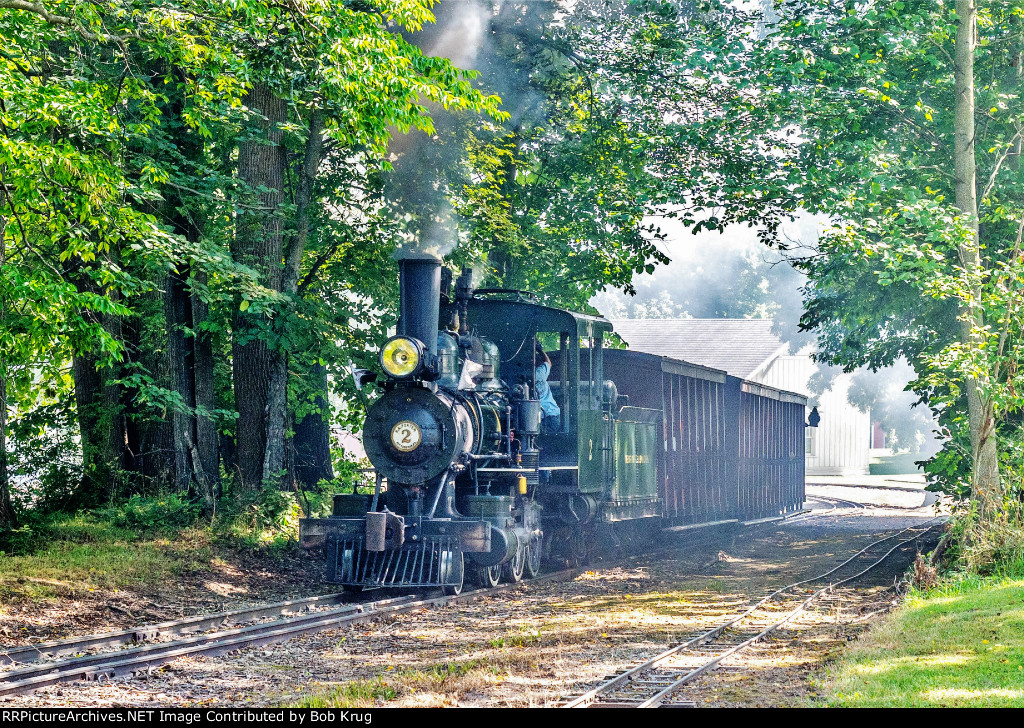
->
398;256;442;356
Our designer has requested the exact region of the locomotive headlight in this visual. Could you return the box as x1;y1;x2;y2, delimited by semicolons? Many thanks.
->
380;336;423;378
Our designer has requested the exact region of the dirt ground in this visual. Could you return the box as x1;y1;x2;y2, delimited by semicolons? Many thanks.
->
0;544;329;648
1;483;943;708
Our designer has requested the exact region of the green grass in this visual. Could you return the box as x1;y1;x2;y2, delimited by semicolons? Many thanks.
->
824;574;1024;706
0;489;310;605
0;512;211;602
287;660;492;708
291;677;398;708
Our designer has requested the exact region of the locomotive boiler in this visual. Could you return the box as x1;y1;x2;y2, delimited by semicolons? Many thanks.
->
303;255;810;594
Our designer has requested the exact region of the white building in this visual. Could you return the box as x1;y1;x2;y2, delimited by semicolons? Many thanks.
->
611;318;870;476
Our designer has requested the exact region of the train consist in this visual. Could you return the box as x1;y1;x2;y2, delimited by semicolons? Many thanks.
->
302;257;809;594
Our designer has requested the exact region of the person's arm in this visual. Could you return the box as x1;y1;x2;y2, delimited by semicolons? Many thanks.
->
537;349;551;367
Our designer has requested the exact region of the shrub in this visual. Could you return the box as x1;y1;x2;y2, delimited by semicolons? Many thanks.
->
943;501;1024;578
99;493;201;532
216;487;301;550
7;403;83;516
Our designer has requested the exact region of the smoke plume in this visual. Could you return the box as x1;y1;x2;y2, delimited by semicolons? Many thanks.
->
592;213;942;457
388;1;492;260
388;2;558;260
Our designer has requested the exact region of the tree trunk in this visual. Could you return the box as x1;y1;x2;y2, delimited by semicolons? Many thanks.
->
192;269;221;504
165;264;194;494
100;310;128;502
71;348;126;506
232;83;288;492
262;353;288;488
0;368;13;530
954;0;1001;514
294;362;335;489
262;110;326;488
119;313;146;481
0;215;14;529
136;291;177;489
165;260;220;513
71;351;108;505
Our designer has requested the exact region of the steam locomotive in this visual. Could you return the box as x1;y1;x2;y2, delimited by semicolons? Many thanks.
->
302;257;809;594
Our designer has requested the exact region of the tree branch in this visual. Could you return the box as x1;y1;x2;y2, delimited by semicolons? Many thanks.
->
0;0;129;42
296;241;340;296
0;48;42;77
980;130;1022;202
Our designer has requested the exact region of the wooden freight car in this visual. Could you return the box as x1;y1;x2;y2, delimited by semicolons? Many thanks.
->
599;348;806;531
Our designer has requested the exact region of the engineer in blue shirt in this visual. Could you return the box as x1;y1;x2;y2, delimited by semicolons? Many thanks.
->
535;343;561;433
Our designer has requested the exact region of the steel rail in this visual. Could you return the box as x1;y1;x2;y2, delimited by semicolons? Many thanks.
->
0;592;361;666
0;569;576;699
634;521;941;708
562;517;942;708
806;484;934;511
0;594;419;685
765;496;848;526
805;494;867;511
782;492;888;524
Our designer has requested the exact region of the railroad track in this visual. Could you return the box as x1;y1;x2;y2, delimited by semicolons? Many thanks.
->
804;486;935;513
760;494;863;528
0;569;575;699
0;591;365;667
815;494;868;510
561;518;942;708
0;490;923;703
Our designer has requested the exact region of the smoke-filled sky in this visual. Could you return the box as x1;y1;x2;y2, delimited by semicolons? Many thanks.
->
386;0;493;260
591;212;815;347
388;1;554;260
592;212;942;457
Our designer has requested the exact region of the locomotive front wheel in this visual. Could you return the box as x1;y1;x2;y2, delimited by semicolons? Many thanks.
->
441;551;465;597
474;564;501;588
524;534;542;579
502;545;525;584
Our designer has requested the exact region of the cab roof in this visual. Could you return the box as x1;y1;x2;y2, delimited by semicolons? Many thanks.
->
466;295;614;340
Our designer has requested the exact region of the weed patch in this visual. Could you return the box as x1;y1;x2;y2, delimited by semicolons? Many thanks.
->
98;493;201;532
291;677;397;708
943;503;1024;577
488;631;541;649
